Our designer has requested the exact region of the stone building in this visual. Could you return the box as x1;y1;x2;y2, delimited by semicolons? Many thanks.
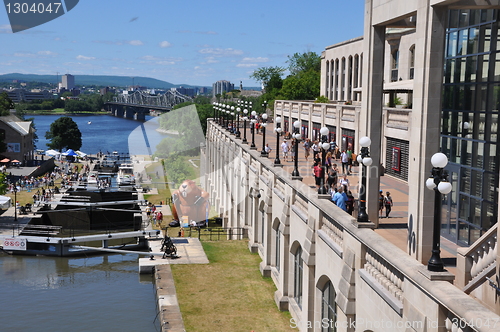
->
0;114;35;164
205;1;500;331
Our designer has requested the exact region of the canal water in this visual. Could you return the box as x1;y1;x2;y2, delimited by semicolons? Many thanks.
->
30;114;169;156
1;114;168;331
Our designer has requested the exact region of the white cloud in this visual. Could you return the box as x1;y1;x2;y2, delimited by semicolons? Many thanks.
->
140;55;182;65
199;48;243;56
129;40;143;46
76;55;96;60
237;63;257;68
242;57;268;63
13;52;36;57
38;51;57;56
159;41;172;48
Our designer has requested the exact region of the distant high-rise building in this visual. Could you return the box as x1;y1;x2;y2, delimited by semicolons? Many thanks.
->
61;74;75;90
212;80;234;97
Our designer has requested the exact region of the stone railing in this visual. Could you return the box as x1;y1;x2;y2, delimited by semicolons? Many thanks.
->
318;215;344;257
360;248;404;314
340;106;356;122
292;192;309;223
457;224;498;291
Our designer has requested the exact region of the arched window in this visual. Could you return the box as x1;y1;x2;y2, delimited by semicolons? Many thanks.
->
321;281;337;332
294;246;303;308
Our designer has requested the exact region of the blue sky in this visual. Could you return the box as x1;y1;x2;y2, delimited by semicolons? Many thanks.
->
0;0;365;87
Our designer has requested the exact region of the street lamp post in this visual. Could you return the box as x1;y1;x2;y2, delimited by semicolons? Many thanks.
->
212;102;216;123
13;183;17;221
356;136;373;222
242;108;248;144
250;110;257;149
291;120;301;177
425;152;452;272
230;108;235;134
235;107;241;138
261;113;268;157
318;127;330;194
274;116;282;165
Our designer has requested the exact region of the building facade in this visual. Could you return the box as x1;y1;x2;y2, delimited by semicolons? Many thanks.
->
204;0;500;331
212;80;234;97
0;115;35;164
61;74;75;90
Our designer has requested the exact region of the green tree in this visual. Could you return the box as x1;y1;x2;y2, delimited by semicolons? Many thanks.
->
286;51;321;76
0;92;14;116
0;172;7;195
279;69;321;101
45;116;82;151
250;66;286;91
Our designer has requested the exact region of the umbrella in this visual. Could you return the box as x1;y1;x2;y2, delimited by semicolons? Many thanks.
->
11;160;19;163
0;158;9;163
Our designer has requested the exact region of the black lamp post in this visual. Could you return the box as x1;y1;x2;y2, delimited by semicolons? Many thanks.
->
212;102;217;123
242;108;248;144
291;120;301;177
425;152;452;272
274;116;282;165
235;107;241;138
318;127;330;194
13;182;17;221
357;136;373;222
261;113;268;157
230;106;235;134
250;110;257;149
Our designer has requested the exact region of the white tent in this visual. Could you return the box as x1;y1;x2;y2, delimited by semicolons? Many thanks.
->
76;150;87;157
45;149;61;157
0;196;11;209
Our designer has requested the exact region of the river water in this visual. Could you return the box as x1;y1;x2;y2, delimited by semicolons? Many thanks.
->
1;114;168;331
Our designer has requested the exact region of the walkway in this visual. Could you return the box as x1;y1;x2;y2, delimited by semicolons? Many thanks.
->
232;121;460;275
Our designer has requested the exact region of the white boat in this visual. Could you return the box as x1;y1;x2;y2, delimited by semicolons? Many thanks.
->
117;164;135;185
87;171;98;185
88;121;92;124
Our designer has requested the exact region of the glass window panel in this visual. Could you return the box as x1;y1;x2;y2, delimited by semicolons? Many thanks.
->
459;10;469;29
482;201;497;229
468;28;479;54
470;169;482;197
480;25;492;53
465;56;477;83
449;171;459;237
473;141;484;168
464;140;473;166
458;29;468;56
483;144;497;172
448;31;458;57
450;138;459;163
481;54;490;82
470;226;482;244
442;110;450;134
470;198;482;226
441;136;450;156
461;168;471;193
470;10;481;26
479;84;487;111
449;9;459;29
458;221;470;244
483;172;497;202
494;53;500;82
459;194;470;220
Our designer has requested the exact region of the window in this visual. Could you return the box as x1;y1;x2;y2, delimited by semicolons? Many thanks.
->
409;45;415;79
321;281;337;332
294;246;303;308
391;49;399;82
275;228;281;271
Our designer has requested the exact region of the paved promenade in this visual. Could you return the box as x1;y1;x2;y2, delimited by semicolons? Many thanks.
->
231;122;460;275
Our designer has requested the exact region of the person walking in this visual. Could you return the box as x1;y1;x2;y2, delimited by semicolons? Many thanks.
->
313;162;324;190
281;140;289;162
384;192;393;218
332;186;347;211
379;190;385;218
303;138;311;161
340;150;349;175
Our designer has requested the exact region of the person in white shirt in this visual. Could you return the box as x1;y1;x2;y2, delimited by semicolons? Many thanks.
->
281;140;289;161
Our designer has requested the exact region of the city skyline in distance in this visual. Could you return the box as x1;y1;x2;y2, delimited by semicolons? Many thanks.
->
0;1;365;87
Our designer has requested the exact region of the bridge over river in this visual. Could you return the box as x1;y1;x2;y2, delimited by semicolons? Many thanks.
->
104;90;192;120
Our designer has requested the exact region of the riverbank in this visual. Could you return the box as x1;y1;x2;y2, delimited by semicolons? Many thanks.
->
25;110;109;115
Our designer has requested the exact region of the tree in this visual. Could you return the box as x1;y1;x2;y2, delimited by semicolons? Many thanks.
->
278;69;321;101
250;66;285;91
0;92;14;116
287;52;321;76
45;116;82;151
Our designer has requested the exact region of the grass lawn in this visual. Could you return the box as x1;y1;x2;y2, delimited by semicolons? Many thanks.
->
171;240;293;332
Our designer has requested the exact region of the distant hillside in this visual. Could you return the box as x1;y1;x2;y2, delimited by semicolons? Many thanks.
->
0;73;200;89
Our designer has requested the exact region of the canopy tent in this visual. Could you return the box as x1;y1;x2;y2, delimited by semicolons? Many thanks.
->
11;160;20;163
62;149;78;156
0;196;11;209
45;149;61;157
76;150;87;157
0;158;9;163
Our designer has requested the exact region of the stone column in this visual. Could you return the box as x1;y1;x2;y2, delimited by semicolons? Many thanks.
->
407;3;447;263
361;4;385;225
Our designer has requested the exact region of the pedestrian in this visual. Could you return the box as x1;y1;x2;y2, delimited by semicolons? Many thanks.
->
379;190;385;217
312;140;319;159
265;143;272;155
346;190;355;215
156;210;163;227
313;162;324;190
340;150;349;175
303;139;311;161
339;174;349;190
327;164;338;190
281;140;289;162
384;192;393;218
332;186;347;211
290;140;296;161
347;148;353;174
